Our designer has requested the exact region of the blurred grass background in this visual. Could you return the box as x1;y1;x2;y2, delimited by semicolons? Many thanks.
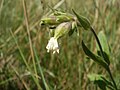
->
0;0;120;90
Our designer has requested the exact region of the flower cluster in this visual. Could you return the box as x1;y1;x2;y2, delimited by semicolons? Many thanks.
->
40;10;77;54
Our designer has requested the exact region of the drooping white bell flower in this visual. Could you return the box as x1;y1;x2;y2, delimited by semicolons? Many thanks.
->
46;37;59;54
46;22;74;54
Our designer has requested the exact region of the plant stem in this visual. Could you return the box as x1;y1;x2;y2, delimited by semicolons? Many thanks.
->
90;27;107;63
107;68;118;90
90;27;118;90
33;46;50;90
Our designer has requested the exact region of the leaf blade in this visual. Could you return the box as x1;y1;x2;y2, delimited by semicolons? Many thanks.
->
82;41;108;70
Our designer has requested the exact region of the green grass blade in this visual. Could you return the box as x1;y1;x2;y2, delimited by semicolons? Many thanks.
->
10;29;42;90
33;45;50;90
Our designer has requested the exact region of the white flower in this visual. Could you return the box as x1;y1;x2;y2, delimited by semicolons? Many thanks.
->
46;37;59;54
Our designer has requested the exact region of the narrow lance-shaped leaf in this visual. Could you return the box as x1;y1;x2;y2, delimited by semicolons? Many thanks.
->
97;31;110;55
82;41;109;70
97;31;110;65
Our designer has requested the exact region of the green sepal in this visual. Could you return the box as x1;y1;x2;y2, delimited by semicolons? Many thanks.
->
72;9;91;30
54;22;72;39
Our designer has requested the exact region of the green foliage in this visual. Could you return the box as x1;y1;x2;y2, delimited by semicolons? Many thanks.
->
97;31;110;56
88;74;114;90
82;41;108;70
74;6;118;89
97;31;110;65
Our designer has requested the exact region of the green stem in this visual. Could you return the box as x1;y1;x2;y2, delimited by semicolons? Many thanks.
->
90;27;107;64
33;46;50;90
90;27;118;90
107;68;118;90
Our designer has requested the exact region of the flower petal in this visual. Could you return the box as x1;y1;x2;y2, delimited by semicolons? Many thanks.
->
46;37;59;54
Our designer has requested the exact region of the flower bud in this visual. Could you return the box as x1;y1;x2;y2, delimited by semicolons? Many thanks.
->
54;22;72;39
55;14;74;22
40;14;75;26
40;16;60;25
73;9;91;30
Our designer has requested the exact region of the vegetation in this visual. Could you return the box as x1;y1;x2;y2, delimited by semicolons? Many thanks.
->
0;0;120;90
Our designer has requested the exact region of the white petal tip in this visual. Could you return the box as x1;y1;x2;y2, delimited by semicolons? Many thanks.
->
46;37;60;54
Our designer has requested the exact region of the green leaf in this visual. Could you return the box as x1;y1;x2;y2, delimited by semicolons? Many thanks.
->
101;77;114;90
87;74;103;81
97;51;110;65
88;74;114;90
72;9;91;30
97;31;110;65
88;74;107;90
97;31;110;55
82;41;108;70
